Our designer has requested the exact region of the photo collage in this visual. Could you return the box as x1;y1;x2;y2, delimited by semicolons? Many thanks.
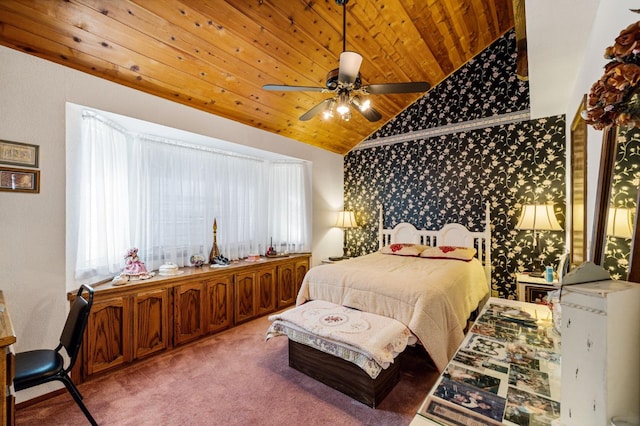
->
417;301;561;425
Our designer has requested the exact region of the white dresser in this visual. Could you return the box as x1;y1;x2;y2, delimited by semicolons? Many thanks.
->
560;280;640;426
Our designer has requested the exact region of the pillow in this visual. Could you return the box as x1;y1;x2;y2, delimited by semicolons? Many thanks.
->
380;243;428;256
420;246;477;261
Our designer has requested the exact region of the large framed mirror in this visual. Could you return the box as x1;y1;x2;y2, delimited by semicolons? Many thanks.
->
603;126;638;280
592;126;640;281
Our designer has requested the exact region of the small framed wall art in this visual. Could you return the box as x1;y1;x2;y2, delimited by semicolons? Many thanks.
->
0;166;40;193
0;140;39;168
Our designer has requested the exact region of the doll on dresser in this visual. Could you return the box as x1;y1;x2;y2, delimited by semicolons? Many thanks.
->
122;247;147;277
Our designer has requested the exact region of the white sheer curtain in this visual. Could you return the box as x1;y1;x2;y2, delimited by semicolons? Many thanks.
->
72;112;311;285
131;135;269;265
268;162;312;253
129;135;221;269
208;152;269;259
75;113;131;279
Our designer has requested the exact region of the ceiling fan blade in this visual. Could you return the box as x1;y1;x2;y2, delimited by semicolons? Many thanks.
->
364;82;431;94
350;98;382;122
338;51;363;84
356;105;382;122
263;84;325;92
299;98;333;121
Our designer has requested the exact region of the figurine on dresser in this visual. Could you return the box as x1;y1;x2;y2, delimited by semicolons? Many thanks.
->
123;247;147;276
112;247;153;285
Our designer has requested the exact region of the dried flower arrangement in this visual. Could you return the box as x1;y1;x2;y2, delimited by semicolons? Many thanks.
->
584;16;640;130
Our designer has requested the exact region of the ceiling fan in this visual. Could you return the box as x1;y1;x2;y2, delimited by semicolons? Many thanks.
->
262;0;430;122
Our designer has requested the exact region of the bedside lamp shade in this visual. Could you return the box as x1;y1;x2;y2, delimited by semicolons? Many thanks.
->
516;204;563;231
335;211;358;228
607;207;634;239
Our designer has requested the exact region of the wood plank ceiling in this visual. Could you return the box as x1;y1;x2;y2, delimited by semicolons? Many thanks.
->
0;0;514;154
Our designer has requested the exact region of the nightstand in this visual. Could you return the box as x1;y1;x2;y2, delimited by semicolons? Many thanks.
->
515;272;560;303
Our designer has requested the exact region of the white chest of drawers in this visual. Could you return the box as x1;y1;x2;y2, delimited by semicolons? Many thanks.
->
560;280;640;426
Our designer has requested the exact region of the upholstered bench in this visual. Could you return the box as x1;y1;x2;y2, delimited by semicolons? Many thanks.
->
266;300;416;408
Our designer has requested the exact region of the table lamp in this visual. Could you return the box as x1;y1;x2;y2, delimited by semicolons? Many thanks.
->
334;210;358;260
516;204;563;277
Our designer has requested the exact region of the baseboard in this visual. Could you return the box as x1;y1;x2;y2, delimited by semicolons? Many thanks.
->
15;389;66;410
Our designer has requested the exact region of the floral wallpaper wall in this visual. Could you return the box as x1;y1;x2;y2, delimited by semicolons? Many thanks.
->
603;126;640;279
344;30;566;299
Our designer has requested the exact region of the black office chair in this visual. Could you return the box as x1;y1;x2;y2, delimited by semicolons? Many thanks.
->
14;284;97;425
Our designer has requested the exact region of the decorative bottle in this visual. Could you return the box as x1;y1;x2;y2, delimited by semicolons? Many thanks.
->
209;218;220;264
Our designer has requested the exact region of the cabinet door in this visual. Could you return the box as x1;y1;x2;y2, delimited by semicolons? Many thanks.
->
234;271;255;324
277;262;296;308
134;288;168;359
295;258;309;296
174;282;204;346
256;266;276;316
86;297;131;376
205;276;232;334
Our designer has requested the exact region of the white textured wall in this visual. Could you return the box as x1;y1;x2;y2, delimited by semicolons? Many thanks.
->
0;45;343;401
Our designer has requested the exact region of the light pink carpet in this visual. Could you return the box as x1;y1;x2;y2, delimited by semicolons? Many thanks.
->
16;314;439;425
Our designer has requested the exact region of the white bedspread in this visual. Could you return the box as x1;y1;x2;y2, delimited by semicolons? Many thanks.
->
296;252;489;372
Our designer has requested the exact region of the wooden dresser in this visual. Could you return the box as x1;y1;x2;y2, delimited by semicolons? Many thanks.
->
68;254;310;383
0;291;16;426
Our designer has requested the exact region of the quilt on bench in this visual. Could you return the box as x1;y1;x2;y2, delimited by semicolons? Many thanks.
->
266;300;416;379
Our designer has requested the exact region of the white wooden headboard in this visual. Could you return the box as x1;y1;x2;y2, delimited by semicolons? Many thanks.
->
378;203;492;287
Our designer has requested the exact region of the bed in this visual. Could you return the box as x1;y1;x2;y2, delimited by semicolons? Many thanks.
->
296;204;492;372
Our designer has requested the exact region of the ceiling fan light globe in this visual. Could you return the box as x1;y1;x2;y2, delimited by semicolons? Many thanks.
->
339;51;363;83
336;92;350;115
360;98;371;111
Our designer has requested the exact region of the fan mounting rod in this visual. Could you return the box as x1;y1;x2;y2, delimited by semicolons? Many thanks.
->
336;0;350;53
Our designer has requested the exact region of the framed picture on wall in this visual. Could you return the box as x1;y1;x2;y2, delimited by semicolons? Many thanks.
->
0;166;40;193
0;140;39;168
570;95;587;266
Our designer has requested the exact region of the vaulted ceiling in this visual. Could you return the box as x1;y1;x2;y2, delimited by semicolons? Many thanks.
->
0;0;515;154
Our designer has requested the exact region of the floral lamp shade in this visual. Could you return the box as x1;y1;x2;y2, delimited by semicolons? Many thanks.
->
584;18;640;130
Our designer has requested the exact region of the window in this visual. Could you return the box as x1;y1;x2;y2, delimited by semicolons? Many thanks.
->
69;109;311;285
